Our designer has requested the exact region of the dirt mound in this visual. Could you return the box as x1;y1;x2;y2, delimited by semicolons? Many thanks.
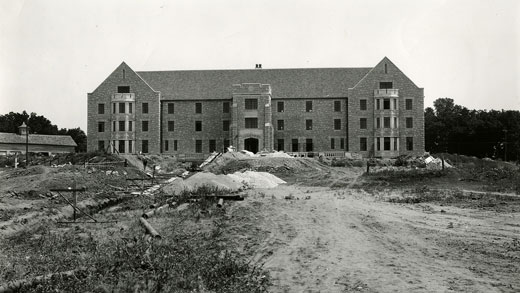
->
161;171;286;195
204;152;323;175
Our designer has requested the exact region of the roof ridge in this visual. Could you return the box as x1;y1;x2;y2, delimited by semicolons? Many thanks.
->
136;67;373;73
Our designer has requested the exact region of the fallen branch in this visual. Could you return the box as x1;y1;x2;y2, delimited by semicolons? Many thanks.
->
142;204;170;219
0;267;87;293
139;217;161;239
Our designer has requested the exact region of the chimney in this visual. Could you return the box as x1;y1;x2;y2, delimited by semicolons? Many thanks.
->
255;64;262;69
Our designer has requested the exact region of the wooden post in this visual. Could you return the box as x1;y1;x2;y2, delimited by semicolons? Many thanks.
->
366;160;370;174
73;183;77;221
441;157;445;170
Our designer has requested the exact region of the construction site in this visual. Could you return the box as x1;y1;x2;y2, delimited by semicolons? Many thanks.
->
0;151;519;292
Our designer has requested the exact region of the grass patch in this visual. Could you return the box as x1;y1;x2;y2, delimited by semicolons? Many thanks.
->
1;186;269;292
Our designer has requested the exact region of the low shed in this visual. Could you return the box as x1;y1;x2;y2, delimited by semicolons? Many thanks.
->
0;125;77;155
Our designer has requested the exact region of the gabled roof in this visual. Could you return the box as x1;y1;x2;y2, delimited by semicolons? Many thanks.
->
136;67;372;100
0;132;77;147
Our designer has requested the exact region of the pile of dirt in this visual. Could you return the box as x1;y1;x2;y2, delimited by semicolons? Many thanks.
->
204;152;323;175
162;171;286;195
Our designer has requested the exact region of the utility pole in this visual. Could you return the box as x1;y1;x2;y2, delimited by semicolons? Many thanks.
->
504;130;508;162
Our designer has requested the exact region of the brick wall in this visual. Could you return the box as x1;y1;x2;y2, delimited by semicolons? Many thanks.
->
272;98;347;152
87;62;161;154
161;99;232;154
347;58;424;157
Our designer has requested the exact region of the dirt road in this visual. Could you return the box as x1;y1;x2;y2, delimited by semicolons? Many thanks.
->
227;184;520;292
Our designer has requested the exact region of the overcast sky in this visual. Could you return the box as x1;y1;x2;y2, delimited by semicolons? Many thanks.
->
1;0;518;131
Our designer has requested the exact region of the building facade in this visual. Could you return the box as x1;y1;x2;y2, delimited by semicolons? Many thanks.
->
87;57;424;158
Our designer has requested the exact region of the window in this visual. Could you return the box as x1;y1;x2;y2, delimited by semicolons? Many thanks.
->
340;138;345;150
128;121;133;131
277;120;284;130
393;99;397;110
245;99;258;110
119;103;125;114
112;121;116;132
334;119;341;130
223;120;230;131
118;86;130;93
129;103;133;114
384;117;390;128
331;138;335;149
376;137;381;151
174;140;178;151
98;103;105;114
168;121;174;131
195;140;202;153
393;117;398;129
195;121;202;131
406;99;413;110
98;122;105;133
209;140;216;152
384;63;388;74
383;99;391;110
142;103;149;114
223;102;230;113
360;118;367;129
376;99;380;110
142;140;149;153
168;103;174;114
360;99;367;111
277;139;284;151
376;117;381;129
384;137;391;151
98;140;105;151
306;119;313;130
379;82;393;89
164;140;169;151
142;121;149;132
334;101;341;112
195;103;202;114
305;139;313;152
406;117;413;128
406;137;414;151
360;137;367;151
292;139;299;152
394;137;398;151
119;121;125;131
245;118;258;129
119;140;125;153
277;101;284;112
128;140;132;153
306;101;313;112
113;103;116;114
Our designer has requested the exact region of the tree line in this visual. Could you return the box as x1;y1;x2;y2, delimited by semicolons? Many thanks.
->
425;98;520;161
0;111;86;152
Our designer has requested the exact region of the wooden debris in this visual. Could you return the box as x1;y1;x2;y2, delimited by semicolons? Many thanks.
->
217;198;224;208
139;217;161;239
142;204;170;219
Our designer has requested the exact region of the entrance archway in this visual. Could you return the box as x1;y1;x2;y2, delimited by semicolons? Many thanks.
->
244;138;259;153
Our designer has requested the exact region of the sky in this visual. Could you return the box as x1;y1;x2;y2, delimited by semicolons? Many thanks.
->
0;0;518;131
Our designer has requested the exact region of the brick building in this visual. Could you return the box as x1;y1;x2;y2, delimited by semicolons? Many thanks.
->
87;57;424;158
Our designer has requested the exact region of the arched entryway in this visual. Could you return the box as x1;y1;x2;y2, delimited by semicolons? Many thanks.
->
244;138;259;153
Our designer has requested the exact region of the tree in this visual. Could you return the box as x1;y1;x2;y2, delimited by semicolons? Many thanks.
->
0;111;87;153
58;127;87;152
425;98;520;161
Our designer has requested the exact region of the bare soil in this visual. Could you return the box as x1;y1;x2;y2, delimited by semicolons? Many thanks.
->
1;155;519;292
